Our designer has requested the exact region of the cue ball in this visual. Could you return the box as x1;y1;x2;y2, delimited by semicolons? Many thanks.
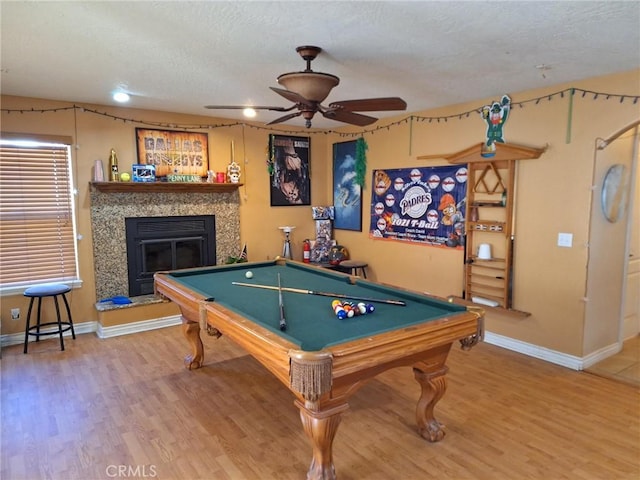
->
245;271;253;279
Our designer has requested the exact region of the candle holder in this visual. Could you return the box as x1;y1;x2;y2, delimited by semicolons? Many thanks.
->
279;226;295;259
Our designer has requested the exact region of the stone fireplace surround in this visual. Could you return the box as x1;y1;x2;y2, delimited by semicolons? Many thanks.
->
89;185;240;301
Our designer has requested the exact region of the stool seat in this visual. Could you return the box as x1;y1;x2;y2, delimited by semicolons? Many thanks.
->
24;283;71;297
338;260;368;278
23;283;75;353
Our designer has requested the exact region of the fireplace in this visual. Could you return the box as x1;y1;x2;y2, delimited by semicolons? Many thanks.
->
124;215;216;296
90;186;239;301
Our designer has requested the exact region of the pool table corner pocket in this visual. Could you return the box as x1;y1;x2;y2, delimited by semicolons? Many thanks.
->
289;350;333;402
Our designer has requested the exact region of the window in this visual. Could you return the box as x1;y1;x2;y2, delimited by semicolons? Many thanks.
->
0;134;80;294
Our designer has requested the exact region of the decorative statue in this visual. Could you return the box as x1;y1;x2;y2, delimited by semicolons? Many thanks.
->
480;95;511;156
227;160;241;183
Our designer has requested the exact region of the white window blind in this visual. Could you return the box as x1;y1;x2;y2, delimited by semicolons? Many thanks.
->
0;137;79;290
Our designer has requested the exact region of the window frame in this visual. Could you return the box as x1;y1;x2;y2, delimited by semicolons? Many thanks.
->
0;133;81;296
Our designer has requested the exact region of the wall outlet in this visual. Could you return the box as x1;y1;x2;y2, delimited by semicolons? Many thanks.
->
11;308;20;320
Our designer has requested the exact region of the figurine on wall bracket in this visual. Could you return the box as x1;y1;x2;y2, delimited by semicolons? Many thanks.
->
480;94;511;156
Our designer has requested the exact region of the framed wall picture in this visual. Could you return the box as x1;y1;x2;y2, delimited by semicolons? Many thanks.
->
333;140;362;231
269;134;311;206
135;128;208;177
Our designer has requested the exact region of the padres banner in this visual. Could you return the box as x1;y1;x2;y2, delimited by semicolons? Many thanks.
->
369;166;468;248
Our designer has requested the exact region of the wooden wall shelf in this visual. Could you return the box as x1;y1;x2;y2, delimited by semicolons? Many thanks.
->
417;142;546;164
420;142;545;312
90;182;243;193
447;296;531;319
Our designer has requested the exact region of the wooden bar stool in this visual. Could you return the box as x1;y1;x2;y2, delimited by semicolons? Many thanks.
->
338;260;368;278
23;283;76;353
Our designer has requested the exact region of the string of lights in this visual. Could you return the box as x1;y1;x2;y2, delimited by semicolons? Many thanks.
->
2;87;638;138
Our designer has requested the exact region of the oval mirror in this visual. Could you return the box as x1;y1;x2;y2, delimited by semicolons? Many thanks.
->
601;164;629;223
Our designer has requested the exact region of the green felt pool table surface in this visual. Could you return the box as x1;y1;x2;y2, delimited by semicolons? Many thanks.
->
164;260;466;351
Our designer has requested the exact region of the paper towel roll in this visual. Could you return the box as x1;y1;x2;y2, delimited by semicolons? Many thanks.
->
472;296;500;307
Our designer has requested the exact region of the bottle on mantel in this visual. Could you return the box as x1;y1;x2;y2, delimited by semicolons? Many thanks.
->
108;148;119;181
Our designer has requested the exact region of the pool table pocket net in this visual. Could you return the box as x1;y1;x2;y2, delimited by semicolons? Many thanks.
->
289;350;333;401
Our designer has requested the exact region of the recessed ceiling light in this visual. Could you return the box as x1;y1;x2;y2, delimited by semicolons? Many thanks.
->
113;92;130;103
243;107;257;118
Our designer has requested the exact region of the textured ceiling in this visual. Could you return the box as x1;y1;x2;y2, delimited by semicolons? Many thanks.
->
1;1;639;129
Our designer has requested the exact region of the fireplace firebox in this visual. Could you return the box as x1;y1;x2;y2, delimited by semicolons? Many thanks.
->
125;215;216;296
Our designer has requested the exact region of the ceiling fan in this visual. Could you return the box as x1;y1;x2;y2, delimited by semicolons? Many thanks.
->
205;46;407;128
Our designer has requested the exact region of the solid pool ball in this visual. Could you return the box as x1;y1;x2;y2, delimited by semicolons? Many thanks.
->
245;271;253;279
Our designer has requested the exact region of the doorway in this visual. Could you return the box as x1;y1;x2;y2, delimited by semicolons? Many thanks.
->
586;121;639;385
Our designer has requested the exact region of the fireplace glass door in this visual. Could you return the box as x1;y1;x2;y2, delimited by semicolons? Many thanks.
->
126;216;216;296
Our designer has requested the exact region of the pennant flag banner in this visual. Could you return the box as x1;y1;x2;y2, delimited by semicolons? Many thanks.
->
369;165;468;249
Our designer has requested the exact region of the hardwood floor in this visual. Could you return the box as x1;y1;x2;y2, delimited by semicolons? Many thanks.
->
2;326;639;480
586;335;640;387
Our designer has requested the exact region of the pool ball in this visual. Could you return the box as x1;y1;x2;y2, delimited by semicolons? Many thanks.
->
245;271;253;279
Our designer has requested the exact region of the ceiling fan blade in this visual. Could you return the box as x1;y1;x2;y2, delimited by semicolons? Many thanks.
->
204;105;295;112
269;87;315;107
266;111;302;125
322;109;378;126
328;97;407;112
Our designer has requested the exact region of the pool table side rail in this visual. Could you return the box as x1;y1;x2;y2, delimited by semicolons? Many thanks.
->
155;272;301;388
208;300;482;404
327;310;481;378
202;301;302;387
351;276;467;311
154;274;210;329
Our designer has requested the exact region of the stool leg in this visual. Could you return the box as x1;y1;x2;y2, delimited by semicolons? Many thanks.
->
35;297;43;342
23;297;35;354
361;268;367;279
53;295;65;351
61;293;76;339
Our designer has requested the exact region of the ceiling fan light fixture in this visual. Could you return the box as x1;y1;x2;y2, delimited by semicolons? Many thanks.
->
277;71;339;103
242;107;257;118
204;46;405;128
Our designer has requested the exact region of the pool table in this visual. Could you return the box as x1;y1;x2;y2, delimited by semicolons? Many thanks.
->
154;258;483;480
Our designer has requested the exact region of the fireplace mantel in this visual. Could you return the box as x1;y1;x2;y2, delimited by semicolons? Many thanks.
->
90;181;243;193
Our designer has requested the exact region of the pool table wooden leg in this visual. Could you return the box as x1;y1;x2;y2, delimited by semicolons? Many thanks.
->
413;348;451;442
296;400;349;480
182;316;204;370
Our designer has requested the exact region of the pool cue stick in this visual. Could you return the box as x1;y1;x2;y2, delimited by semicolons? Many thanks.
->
507;159;518;309
277;273;287;331
232;281;406;306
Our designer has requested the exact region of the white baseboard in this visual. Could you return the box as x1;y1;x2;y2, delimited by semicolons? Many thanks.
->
578;342;623;369
96;315;182;338
1;321;98;348
1;315;181;347
483;331;621;371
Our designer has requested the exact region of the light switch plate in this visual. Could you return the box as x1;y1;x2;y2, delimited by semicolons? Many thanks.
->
558;232;573;247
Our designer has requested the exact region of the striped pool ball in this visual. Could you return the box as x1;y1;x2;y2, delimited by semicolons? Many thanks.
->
332;299;347;319
343;303;355;317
